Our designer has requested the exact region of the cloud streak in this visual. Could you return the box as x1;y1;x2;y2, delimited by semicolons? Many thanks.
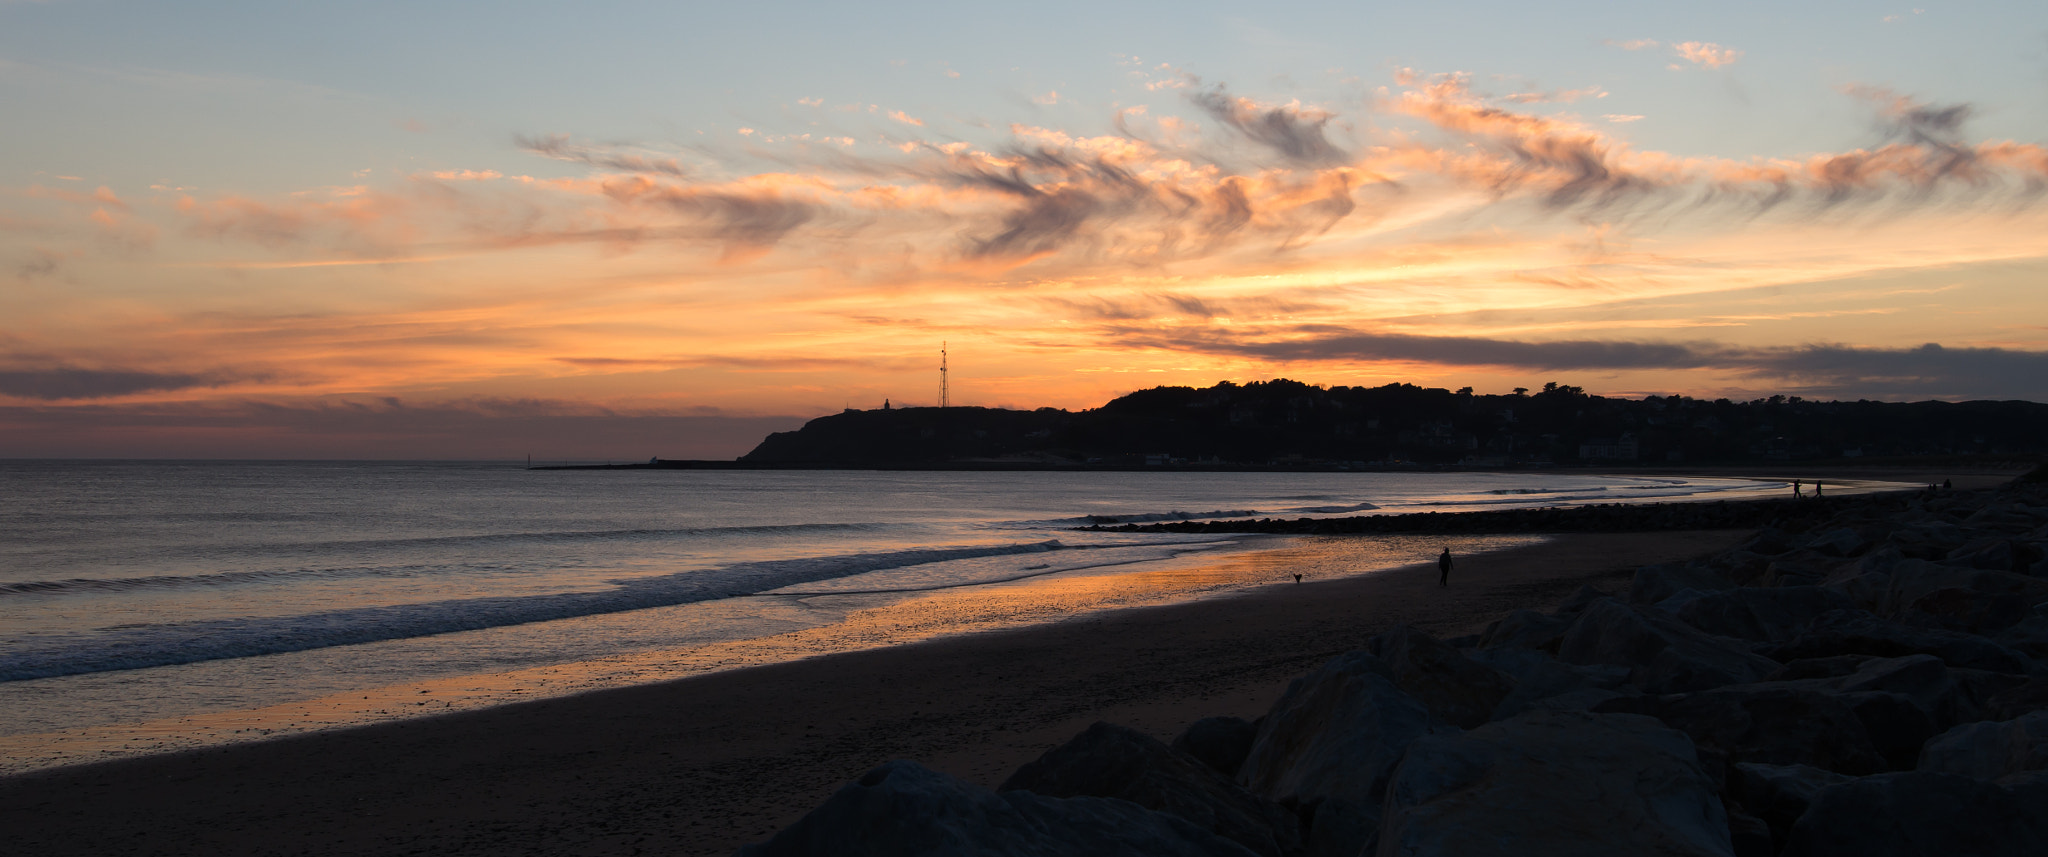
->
0;365;234;400
1115;327;2048;399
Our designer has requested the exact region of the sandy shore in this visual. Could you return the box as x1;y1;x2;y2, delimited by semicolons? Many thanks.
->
2;528;1756;857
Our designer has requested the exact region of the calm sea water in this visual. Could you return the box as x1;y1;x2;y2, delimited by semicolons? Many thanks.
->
0;461;1788;772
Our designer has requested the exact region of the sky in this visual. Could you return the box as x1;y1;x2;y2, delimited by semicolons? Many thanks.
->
3;1;2047;459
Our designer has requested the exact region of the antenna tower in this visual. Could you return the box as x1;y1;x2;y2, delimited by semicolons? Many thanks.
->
939;342;949;408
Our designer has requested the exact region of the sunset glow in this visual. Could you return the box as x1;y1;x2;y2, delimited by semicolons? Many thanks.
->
4;2;2046;458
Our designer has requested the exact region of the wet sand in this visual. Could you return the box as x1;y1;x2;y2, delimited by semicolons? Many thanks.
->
1;529;1755;857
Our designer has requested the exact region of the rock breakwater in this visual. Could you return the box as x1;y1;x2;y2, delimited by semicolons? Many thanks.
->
1080;493;1921;536
742;479;2048;856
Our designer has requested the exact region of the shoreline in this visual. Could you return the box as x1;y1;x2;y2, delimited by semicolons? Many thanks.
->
4;529;1753;856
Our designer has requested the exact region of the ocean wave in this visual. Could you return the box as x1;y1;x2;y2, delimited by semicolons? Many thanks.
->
1074;510;1264;525
0;563;447;596
0;540;1064;681
0;521;887;594
1282;502;1380;514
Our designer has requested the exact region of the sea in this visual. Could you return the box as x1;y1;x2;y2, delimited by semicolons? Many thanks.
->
0;461;1812;774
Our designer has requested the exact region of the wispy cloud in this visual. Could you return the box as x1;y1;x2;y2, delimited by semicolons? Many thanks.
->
1671;41;1742;69
515;134;686;177
1605;38;1743;69
1111;327;2048;399
0;362;239;400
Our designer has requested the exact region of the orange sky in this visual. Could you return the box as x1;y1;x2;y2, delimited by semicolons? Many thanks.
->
5;6;2048;458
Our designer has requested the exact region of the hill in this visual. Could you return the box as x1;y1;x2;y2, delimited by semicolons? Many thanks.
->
736;379;2048;468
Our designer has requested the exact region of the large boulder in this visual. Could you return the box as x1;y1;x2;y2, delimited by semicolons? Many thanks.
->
1468;647;1630;721
1631;562;1738;606
1880;560;2048;633
1601;684;1888;777
1980;676;2048;721
1172;716;1259;779
1944;538;2043;574
1917;710;2048;781
1476;609;1569;652
1556;598;1782;694
738;759;1259;857
1996;605;2048;662
1804;528;1872;559
1673;587;1855;644
1000;722;1298;857
1237;652;1449;856
1376;710;1733;857
1963;502;2048;534
1765;609;2040;674
1726;763;1854;852
1886;520;1970;560
1781;771;2048;857
1366;626;1516;729
1826;654;1968;729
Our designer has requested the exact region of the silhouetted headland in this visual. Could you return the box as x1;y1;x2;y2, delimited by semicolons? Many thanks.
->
535;379;2048;471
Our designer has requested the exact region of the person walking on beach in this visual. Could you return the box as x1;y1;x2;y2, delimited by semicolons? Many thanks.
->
1438;548;1453;587
1792;479;1802;498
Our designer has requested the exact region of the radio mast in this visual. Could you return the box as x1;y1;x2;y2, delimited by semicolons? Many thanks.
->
939;342;949;408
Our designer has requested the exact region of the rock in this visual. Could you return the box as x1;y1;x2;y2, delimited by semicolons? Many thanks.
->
1724;804;1774;857
1673;586;1854;643
1765;609;2040;674
738;759;1260;857
1237;651;1448;856
1945;538;2043;574
1820;571;1890;613
1172;717;1259;779
1704;551;1776;587
1469;647;1629;720
1726;763;1853;850
1996;606;2048;663
1000;722;1299;857
1476;609;1569;652
1964;502;2048;534
1805;528;1871;558
1841;690;1943;771
1556;598;1782;694
1376;710;1733;857
1632;562;1738;606
1554;585;1615;615
1881;561;2048;633
1917;710;2048;781
1887;521;1969;560
1738;528;1795;556
1761;549;1845;588
1829;654;1967;728
1601;683;1888;776
1763;655;1877;682
2002;768;2048;803
1781;771;2048;857
1366;626;1516;729
1980;676;2048;721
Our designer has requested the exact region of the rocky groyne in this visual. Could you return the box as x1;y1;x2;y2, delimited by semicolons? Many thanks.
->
1079;492;1928;535
740;477;2048;856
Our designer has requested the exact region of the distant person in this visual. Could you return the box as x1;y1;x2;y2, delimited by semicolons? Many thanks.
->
1813;481;1823;498
1439;548;1453;587
1943;478;1953;491
1792;479;1802;498
1293;573;1303;583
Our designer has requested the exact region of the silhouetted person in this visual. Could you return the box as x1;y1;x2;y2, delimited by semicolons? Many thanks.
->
1813;481;1823;498
1439;548;1453;587
1792;479;1802;498
1293;573;1302;583
1943;478;1953;490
